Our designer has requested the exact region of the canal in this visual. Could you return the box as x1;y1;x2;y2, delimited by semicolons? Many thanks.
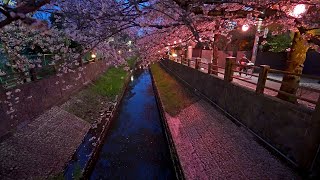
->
89;70;176;179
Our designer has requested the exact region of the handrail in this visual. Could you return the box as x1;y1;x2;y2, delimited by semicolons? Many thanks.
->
269;69;320;80
233;62;261;68
211;65;225;69
266;77;283;84
264;86;318;105
266;77;320;94
232;76;258;86
299;85;320;94
233;70;260;78
169;58;319;107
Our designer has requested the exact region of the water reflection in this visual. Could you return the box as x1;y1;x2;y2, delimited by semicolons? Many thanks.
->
90;70;176;180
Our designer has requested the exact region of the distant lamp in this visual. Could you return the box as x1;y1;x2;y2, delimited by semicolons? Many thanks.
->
291;4;307;18
91;53;97;59
129;49;132;52
118;50;121;54
172;53;178;57
242;24;250;32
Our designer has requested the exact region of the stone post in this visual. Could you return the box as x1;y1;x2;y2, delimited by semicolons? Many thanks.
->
256;65;270;94
0;84;4;93
224;57;236;82
195;58;200;70
208;63;212;74
29;68;37;81
187;46;193;59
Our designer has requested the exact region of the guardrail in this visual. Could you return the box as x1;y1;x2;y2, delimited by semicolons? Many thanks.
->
171;57;320;110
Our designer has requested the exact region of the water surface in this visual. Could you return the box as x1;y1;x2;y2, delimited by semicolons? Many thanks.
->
90;70;176;179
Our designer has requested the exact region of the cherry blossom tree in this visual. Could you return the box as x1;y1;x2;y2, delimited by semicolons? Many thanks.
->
131;0;320;102
1;0;320;102
0;0;51;28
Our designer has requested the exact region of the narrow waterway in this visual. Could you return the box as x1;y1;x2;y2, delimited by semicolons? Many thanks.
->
90;70;176;179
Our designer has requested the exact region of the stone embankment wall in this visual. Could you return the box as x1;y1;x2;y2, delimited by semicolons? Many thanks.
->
161;59;319;171
0;61;108;138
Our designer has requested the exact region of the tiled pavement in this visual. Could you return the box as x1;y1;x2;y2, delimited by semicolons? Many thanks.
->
165;100;298;179
0;107;90;180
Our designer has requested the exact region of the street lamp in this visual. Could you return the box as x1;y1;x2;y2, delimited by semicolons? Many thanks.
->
91;53;96;59
291;4;307;18
242;24;250;32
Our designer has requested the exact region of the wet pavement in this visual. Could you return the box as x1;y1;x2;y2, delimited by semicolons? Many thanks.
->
90;70;176;179
163;100;298;179
0;107;90;179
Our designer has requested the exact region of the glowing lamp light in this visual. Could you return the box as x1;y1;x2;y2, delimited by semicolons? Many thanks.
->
174;41;177;44
91;53;97;58
172;53;178;57
291;4;307;18
128;40;132;45
130;75;134;82
179;39;182;43
158;50;161;53
118;50;122;54
129;49;132;52
242;24;249;32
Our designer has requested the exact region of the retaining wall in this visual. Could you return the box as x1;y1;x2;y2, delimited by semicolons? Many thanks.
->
0;61;108;138
161;59;319;170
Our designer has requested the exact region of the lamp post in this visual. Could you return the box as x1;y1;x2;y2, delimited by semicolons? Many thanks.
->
242;24;249;32
251;18;263;63
249;4;307;63
91;53;97;62
291;4;307;18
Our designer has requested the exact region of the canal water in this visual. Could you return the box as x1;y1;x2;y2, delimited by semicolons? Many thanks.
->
89;70;176;179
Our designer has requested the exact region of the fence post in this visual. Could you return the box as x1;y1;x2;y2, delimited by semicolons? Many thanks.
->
208;63;212;74
29;68;37;81
0;85;4;93
224;57;236;82
256;65;270;94
306;97;320;171
195;58;200;70
188;59;191;67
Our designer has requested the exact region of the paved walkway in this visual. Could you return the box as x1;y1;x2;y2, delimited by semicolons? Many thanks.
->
165;100;298;179
0;107;90;179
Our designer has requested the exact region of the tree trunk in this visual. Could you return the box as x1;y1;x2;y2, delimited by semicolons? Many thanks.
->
277;31;309;103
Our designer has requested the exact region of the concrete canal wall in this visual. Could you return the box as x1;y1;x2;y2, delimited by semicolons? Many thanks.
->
0;61;108;138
